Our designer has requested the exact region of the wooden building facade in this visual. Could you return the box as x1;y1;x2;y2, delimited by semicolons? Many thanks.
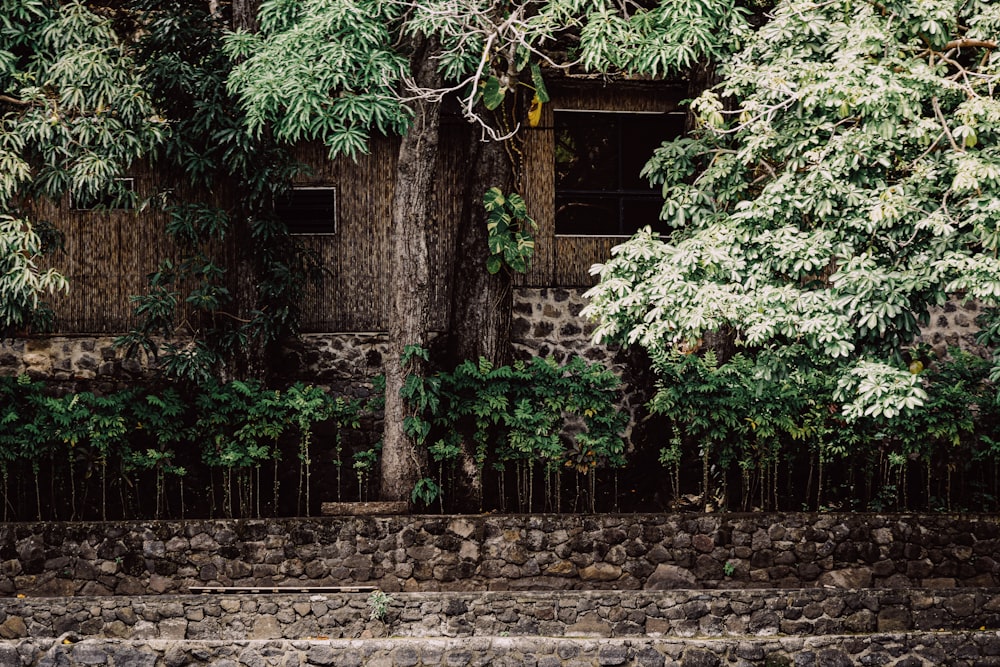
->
40;80;688;336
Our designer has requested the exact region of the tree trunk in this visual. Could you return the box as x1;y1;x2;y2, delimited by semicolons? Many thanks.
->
231;0;260;32
443;131;517;510
380;36;443;503
447;135;515;367
226;0;267;383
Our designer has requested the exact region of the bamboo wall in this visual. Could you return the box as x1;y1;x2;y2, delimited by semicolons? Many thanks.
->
522;80;688;288
38;167;174;333
37;82;686;334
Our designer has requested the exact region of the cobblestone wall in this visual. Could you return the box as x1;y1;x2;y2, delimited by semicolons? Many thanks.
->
3;632;1000;667
0;588;998;641
917;300;986;358
1;291;991;388
1;514;997;597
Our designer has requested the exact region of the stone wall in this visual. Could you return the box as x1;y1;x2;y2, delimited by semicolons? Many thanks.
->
917;300;986;359
1;588;998;641
0;337;155;394
1;290;990;391
0;289;615;390
3;632;1000;667
2;513;997;597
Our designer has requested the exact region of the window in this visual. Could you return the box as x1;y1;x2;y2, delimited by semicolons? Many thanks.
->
72;177;136;210
555;110;685;236
275;186;337;235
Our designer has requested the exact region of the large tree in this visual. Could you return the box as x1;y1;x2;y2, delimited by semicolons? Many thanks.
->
583;0;1000;419
225;0;747;503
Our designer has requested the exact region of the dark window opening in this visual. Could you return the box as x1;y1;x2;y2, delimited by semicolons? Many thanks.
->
275;186;337;235
555;110;685;236
72;177;136;210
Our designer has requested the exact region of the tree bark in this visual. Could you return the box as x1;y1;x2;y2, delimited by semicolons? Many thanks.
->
231;0;260;31
442;129;517;511
447;135;515;368
380;36;443;503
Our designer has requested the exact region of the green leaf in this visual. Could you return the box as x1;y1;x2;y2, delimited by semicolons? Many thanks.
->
482;186;504;210
530;63;549;103
482;76;505;110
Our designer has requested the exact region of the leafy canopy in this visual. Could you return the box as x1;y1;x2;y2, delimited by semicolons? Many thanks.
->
225;0;749;158
583;0;1000;418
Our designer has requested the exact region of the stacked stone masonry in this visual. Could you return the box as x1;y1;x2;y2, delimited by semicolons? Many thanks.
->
3;633;1000;667
0;290;986;391
0;589;998;641
1;513;997;597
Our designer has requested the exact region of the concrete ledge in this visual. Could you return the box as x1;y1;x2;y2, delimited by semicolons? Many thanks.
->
320;501;408;516
1;588;998;641
3;632;1000;666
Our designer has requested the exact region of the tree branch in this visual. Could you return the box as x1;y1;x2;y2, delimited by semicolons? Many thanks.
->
931;96;962;153
0;94;29;107
942;39;997;51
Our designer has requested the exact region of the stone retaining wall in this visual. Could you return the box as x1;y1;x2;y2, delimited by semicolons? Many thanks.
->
1;589;998;641
2;513;997;597
2;290;985;392
0;289;612;394
3;633;1000;667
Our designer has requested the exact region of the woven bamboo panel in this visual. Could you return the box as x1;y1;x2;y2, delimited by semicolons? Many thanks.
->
35;83;686;335
38;164;174;333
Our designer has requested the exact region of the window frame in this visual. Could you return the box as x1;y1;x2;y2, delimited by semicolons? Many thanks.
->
553;108;685;238
275;185;338;236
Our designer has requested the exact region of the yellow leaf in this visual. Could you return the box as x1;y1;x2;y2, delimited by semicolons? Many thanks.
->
528;94;542;128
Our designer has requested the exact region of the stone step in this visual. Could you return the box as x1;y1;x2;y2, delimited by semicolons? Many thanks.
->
2;588;998;642
3;632;1000;666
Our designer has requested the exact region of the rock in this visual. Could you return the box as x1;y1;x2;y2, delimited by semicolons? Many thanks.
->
815;648;852;667
0;617;26;639
565;613;612;637
597;644;629;665
877;606;912;631
692;534;715;553
817;567;872;589
70;644;110;665
250;616;281;640
634;647;665;667
0;644;20;667
579;563;621;582
643;564;696;590
681;648;720;667
306;646;336;665
545;560;577;577
158;618;188;640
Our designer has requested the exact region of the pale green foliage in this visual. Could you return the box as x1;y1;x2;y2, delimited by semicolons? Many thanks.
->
584;0;1000;419
573;0;748;75
226;0;748;156
1;1;165;206
483;187;536;275
0;215;67;332
1;0;165;333
834;361;929;420
226;0;410;158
